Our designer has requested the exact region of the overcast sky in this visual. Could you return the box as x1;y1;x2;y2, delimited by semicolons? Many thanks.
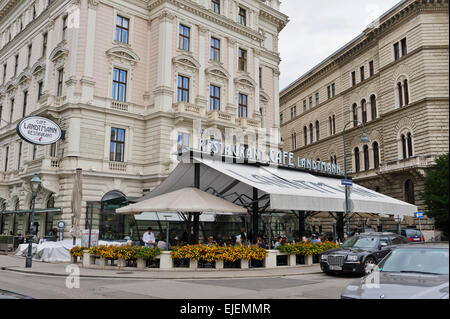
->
279;0;402;90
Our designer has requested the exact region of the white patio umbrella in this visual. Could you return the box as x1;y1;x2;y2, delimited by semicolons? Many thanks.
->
116;187;248;215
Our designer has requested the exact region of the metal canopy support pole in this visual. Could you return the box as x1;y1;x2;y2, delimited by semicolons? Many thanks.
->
252;188;258;244
193;163;200;245
298;211;305;238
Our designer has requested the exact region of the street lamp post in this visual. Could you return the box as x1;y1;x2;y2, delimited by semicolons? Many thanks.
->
342;121;370;239
25;173;41;268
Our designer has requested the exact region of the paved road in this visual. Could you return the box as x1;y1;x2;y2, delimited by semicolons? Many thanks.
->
0;267;359;299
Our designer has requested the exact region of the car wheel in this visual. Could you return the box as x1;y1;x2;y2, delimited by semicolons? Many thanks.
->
363;257;376;275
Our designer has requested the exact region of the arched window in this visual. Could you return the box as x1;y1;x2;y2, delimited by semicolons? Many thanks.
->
47;195;55;209
373;142;380;168
370;95;377;121
329;117;333;135
352;103;358;126
397;82;404;107
303;126;307;145
334;155;337;165
401;134;407;159
309;123;313;143
354;147;360;173
291;132;297;150
407;133;413;157
404;179;415;204
361;99;367;124
363;145;369;170
315;120;320;141
403;79;409;106
332;115;336;134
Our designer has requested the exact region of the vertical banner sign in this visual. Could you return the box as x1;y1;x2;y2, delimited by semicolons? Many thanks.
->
16;116;62;145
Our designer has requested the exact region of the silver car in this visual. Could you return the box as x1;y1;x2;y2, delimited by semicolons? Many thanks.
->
341;243;449;299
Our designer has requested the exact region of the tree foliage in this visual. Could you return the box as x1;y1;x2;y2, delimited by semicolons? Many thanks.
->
421;153;449;239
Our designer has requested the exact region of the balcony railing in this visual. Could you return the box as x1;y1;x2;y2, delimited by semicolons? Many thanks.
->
111;100;129;112
173;102;205;117
207;110;236;125
109;161;127;172
379;156;434;174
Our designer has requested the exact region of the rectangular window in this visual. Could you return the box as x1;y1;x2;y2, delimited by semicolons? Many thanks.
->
62;15;68;41
177;75;190;102
351;71;356;86
14;55;18;77
27;44;32;67
369;61;374;76
179;25;190;51
115;15;129;44
315;93;319;105
17;142;22;170
22;91;28;118
110;127;125;162
50;142;57;157
238;48;247;72
0;105;2;127
238;8;247;26
309;96;312;109
331;83;335;97
211;0;220;14
280;113;283;124
238;93;247;118
210;37;220;62
401;38;407;56
360;66;365;82
4;146;9;172
112;68;127;101
9;98;14;123
394;42;400;60
2;64;6;85
291;106;296;119
259;67;262;88
32;144;37;160
37;81;43;101
210;85;220;111
303;100;306;112
42;32;48;57
57;69;64;97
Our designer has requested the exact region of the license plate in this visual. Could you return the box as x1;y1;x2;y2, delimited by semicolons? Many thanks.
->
413;238;420;241
329;265;342;271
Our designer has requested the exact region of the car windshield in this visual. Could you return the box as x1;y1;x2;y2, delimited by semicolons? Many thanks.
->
379;248;449;275
341;236;378;249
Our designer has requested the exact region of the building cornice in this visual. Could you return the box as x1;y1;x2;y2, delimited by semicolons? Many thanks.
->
148;0;265;42
0;0;21;21
280;0;449;101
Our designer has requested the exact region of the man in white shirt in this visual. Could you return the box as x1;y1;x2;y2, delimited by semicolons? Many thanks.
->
143;227;156;247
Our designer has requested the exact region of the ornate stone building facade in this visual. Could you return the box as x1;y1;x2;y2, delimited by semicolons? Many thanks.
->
0;0;288;239
280;0;448;236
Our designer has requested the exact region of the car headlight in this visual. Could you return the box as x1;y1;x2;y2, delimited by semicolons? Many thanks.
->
321;254;328;261
347;255;359;262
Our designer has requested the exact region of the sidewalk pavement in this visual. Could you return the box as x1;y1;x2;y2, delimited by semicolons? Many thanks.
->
0;254;322;280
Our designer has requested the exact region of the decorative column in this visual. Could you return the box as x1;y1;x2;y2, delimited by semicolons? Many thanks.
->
196;26;208;107
66;0;81;103
66;115;81;157
80;0;98;104
154;10;175;112
254;49;260;118
227;37;236;114
273;69;280;128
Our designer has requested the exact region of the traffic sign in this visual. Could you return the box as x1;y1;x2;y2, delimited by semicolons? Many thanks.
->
341;179;353;186
415;212;424;218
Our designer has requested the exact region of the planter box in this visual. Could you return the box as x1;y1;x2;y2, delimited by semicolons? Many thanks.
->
159;253;171;269
250;259;264;268
126;259;137;268
71;255;78;264
276;255;288;266
224;260;241;269
173;258;190;268
215;260;224;269
197;259;215;269
189;259;198;269
305;255;313;266
296;255;305;265
146;259;160;268
289;254;296;266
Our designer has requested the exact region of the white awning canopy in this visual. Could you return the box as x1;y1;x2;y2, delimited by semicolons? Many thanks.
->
139;157;417;219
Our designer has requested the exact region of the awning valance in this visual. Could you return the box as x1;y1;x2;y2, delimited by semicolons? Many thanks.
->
1;208;62;215
140;157;417;219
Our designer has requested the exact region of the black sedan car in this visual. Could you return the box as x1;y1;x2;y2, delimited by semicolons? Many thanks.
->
320;233;409;275
341;243;449;299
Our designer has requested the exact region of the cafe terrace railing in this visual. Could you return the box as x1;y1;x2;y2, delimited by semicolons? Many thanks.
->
71;242;338;270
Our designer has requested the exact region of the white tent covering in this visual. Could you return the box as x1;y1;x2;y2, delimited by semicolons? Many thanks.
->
140;157;417;219
135;212;215;222
14;240;128;263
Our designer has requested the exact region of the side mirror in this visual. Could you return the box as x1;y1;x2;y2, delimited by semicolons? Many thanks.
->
379;242;388;250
